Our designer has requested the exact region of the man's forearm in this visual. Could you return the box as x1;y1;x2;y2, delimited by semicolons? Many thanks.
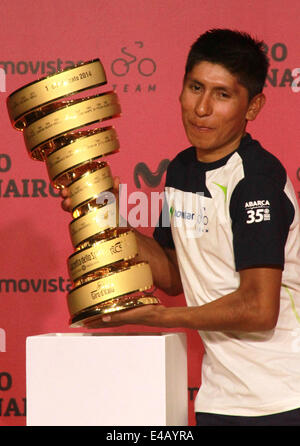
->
92;290;278;332
130;266;281;332
134;230;183;296
156;290;278;332
86;267;281;331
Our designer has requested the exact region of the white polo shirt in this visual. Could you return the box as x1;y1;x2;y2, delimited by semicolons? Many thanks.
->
154;133;300;416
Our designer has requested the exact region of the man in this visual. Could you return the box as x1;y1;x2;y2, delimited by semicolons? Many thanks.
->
61;29;300;426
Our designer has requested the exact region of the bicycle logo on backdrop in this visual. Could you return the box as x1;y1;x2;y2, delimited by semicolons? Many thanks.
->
111;41;156;77
110;42;157;94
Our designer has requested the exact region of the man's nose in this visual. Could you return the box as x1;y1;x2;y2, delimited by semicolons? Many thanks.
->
194;93;212;117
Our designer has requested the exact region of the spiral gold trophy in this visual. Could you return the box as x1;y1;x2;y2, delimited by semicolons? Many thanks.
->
7;59;160;327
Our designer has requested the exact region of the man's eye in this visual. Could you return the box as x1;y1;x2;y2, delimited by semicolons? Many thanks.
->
218;91;230;98
189;83;201;92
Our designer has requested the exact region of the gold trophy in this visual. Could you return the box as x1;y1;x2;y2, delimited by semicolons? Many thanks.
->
7;59;160;327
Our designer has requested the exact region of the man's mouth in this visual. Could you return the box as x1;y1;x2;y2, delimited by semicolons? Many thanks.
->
190;122;214;132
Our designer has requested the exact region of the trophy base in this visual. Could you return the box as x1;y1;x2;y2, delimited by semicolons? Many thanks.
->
69;294;161;328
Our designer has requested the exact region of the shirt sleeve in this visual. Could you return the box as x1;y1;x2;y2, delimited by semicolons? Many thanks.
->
153;191;175;249
229;174;295;271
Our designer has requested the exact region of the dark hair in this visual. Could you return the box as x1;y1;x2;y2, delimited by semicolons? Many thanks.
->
185;29;270;101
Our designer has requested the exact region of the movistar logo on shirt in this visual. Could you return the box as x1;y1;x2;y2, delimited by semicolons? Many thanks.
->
169;206;195;220
169;204;209;235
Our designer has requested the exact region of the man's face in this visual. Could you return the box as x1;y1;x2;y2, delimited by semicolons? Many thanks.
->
180;61;263;162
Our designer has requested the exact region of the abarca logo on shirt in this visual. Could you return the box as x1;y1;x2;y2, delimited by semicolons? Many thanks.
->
245;200;271;224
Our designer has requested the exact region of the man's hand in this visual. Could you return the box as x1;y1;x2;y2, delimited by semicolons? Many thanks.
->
82;304;168;329
60;187;72;212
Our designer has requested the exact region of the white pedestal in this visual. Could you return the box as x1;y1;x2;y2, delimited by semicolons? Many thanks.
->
26;333;187;426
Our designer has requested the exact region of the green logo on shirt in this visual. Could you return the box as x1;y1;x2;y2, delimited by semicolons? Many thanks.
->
213;182;228;200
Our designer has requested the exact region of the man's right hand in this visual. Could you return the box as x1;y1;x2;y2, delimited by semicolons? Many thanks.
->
60;187;72;213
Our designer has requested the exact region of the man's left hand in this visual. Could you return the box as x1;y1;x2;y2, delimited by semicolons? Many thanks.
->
82;304;167;329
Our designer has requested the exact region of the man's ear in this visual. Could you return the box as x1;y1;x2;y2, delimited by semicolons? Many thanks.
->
246;93;266;121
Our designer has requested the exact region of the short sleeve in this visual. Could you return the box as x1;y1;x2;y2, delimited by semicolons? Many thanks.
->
153;192;175;249
229;175;295;271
